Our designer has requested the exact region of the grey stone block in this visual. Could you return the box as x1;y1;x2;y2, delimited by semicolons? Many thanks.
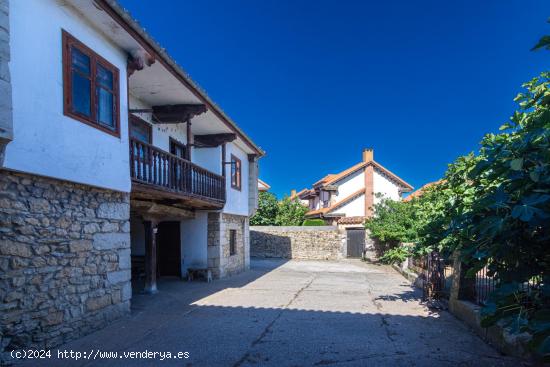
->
107;270;131;285
97;202;129;220
93;232;130;250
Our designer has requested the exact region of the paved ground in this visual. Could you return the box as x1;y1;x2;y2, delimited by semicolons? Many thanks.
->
21;259;521;366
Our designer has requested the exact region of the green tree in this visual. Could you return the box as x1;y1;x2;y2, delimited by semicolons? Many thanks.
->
276;197;309;226
250;191;278;225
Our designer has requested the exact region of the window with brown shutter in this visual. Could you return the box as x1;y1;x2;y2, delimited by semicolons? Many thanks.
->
230;154;241;190
62;30;120;137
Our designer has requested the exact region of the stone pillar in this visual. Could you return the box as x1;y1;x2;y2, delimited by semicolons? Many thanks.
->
449;252;476;311
143;220;158;294
0;0;13;166
207;212;222;279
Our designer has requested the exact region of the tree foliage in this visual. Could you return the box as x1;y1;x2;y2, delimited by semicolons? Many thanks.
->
250;191;278;225
276;196;309;226
250;192;309;226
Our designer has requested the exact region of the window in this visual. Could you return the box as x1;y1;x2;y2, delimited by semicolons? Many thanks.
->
130;115;152;143
230;155;241;190
169;137;187;159
229;229;237;256
63;30;120;136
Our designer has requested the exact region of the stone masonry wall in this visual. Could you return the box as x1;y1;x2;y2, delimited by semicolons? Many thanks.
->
0;0;13;166
207;212;247;279
250;226;346;260
0;170;131;361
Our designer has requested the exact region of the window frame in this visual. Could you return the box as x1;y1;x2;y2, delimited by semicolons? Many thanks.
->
230;154;242;191
169;137;187;159
129;115;152;144
229;229;237;256
62;30;120;137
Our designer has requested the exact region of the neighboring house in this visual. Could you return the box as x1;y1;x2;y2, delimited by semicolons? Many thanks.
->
403;180;443;202
290;188;309;206
299;148;413;226
0;0;263;356
258;178;271;192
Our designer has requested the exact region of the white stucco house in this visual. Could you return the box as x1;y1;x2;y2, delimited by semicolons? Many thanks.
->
299;148;413;226
258;178;271;192
0;0;263;356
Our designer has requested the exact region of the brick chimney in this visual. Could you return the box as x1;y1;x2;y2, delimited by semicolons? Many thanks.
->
291;189;297;197
362;148;374;162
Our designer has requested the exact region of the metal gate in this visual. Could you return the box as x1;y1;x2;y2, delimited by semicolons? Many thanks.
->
422;252;450;301
346;228;365;258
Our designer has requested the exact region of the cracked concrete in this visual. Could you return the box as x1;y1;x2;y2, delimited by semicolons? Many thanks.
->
18;259;521;367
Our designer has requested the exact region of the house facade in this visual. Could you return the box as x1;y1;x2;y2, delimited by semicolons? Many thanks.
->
300;148;413;227
0;0;262;357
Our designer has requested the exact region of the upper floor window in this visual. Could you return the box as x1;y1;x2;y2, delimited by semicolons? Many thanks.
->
230;154;241;190
169;137;187;159
130;115;152;143
62;30;120;137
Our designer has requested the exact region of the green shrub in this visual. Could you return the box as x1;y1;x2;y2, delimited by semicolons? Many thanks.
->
302;219;325;226
379;245;413;265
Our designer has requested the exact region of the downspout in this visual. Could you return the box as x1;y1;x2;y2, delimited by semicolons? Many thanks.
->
0;0;13;166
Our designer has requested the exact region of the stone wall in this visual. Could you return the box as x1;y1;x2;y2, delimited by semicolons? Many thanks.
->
250;226;346;260
207;212;248;278
0;170;131;361
0;0;13;166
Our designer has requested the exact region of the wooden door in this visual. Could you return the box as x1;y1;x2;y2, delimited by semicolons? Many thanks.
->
157;221;181;277
346;228;365;258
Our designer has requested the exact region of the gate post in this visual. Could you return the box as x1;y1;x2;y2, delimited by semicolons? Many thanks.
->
449;251;476;311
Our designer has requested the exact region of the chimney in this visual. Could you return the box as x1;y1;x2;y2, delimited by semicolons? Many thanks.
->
291;189;297;197
362;148;374;162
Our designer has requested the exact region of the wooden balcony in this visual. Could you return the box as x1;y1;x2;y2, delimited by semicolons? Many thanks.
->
130;138;226;209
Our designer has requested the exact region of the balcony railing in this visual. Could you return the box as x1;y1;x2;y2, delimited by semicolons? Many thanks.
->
130;138;226;203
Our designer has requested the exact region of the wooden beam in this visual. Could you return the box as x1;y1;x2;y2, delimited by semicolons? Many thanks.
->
152;104;207;124
132;199;195;220
194;133;236;148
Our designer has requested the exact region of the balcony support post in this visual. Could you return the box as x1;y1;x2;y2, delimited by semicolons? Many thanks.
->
186;119;192;161
143;219;159;294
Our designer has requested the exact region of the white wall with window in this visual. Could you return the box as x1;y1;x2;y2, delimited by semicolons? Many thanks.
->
223;142;249;216
5;0;130;192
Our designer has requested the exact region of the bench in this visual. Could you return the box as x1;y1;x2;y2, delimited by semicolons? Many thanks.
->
187;268;212;283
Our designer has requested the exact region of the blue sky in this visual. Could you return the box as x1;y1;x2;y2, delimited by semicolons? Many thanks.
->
119;0;550;198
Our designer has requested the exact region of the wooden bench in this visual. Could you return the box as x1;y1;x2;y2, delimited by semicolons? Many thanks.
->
187;268;212;283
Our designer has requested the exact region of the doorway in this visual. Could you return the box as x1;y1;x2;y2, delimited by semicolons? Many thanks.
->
157;221;182;277
346;228;365;258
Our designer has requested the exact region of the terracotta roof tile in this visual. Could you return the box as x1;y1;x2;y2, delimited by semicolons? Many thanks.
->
337;216;366;225
306;188;366;217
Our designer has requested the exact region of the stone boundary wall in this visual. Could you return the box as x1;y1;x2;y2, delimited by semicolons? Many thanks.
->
0;170;131;362
250;226;345;260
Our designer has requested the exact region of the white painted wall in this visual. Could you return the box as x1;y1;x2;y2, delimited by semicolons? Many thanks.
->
223;142;249;216
193;146;221;175
181;212;208;274
333;169;364;201
373;169;402;204
335;194;365;217
5;0;130;192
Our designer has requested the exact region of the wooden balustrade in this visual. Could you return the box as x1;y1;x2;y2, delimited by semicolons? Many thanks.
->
130;138;226;203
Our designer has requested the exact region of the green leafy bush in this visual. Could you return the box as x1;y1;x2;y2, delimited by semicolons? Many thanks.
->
250;192;278;225
302;219;325;226
379;245;412;265
276;197;309;226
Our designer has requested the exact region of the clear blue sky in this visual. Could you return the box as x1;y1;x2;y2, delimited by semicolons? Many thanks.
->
119;0;550;198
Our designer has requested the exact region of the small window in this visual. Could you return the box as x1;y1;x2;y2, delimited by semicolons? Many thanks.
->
229;229;237;256
230;155;241;190
130;116;152;144
63;30;120;137
169;137;187;159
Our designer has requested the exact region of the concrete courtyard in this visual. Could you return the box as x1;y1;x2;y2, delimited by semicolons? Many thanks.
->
21;259;520;366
